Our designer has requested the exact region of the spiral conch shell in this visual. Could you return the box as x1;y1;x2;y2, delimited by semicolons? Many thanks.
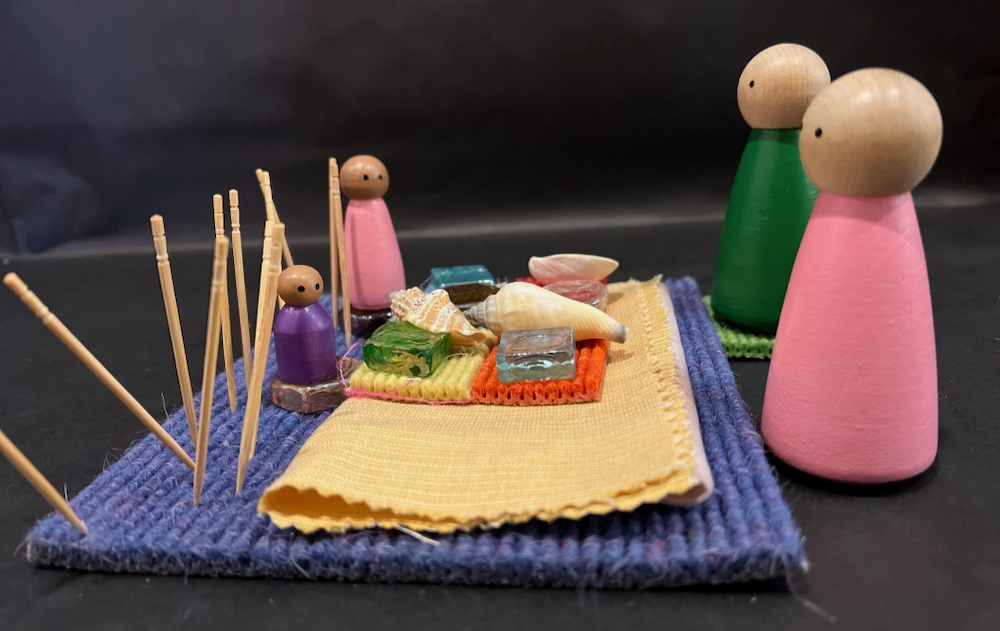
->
528;253;619;285
464;282;628;343
390;287;487;346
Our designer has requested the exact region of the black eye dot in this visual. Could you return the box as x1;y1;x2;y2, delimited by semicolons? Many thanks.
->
749;80;754;88
378;174;383;180
815;128;823;138
315;283;320;290
363;174;369;181
297;285;305;292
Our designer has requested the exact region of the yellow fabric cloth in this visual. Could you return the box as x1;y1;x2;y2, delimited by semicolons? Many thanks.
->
260;277;697;533
348;341;490;402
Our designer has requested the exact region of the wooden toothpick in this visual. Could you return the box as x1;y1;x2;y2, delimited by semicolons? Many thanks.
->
214;195;238;412
254;169;294;269
3;274;195;471
328;159;341;336
332;162;352;347
193;237;229;505
0;428;88;535
229;190;254;383
236;223;284;492
328;159;339;332
150;215;198;445
249;223;284;462
244;220;274;462
253;220;274;370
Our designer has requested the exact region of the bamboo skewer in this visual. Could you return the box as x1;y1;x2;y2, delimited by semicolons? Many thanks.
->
245;220;276;462
0;428;88;535
328;159;340;332
3;274;196;471
330;160;352;347
193;237;229;505
254;169;294;269
245;219;272;456
251;223;283;461
229;190;254;383
213;195;238;412
253;220;274;370
236;223;284;492
150;215;198;445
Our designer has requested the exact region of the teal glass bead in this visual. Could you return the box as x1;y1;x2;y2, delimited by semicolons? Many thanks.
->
421;265;497;306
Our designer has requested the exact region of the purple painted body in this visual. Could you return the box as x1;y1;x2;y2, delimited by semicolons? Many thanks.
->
273;303;339;385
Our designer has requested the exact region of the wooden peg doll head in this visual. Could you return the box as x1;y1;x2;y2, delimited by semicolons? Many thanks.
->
799;68;943;197
278;265;324;306
737;44;831;129
340;155;389;199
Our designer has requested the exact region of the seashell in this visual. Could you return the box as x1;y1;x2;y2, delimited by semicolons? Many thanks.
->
464;282;628;343
528;253;619;285
391;287;487;346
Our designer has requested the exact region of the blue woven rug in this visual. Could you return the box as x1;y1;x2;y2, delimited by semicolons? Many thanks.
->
25;279;805;588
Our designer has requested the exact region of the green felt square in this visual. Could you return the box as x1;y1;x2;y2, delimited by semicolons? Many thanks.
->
702;296;775;360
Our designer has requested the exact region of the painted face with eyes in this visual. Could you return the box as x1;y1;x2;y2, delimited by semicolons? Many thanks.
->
277;265;324;306
737;43;830;129
799;68;943;197
340;155;390;199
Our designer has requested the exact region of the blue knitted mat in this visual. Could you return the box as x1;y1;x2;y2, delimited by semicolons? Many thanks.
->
25;279;805;588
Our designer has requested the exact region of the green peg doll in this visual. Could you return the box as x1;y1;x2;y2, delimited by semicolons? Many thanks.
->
711;43;831;334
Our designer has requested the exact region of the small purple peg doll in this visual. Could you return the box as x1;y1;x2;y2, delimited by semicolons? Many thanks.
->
273;265;338;385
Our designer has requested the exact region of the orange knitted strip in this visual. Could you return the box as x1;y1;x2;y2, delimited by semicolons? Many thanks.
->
470;339;609;405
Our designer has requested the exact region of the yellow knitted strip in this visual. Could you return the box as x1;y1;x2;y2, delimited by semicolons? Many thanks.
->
348;343;489;403
260;277;696;533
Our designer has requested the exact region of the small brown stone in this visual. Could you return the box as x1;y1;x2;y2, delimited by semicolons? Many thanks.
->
269;358;362;413
278;265;324;306
340;155;389;199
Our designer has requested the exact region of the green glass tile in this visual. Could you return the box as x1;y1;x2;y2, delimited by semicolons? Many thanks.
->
363;321;451;377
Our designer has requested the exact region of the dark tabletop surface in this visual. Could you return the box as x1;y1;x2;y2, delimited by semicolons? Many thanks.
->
0;202;997;631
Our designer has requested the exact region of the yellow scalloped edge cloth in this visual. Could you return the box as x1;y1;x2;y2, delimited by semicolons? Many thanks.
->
259;277;697;533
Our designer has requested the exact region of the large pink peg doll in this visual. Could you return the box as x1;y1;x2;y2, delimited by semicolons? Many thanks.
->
340;155;406;338
341;155;406;312
762;69;943;484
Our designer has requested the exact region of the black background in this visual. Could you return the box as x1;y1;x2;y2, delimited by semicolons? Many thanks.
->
1;1;999;629
1;209;999;630
1;0;999;253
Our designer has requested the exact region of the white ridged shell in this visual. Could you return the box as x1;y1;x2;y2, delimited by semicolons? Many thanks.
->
528;254;619;284
463;282;628;343
391;287;487;345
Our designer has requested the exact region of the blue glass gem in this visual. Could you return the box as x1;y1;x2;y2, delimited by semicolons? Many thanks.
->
496;327;576;383
421;265;497;306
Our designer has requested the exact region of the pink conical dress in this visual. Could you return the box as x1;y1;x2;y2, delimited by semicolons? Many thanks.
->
762;192;938;483
344;197;405;310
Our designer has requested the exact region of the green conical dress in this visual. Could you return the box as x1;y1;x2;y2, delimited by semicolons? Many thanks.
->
711;128;817;334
